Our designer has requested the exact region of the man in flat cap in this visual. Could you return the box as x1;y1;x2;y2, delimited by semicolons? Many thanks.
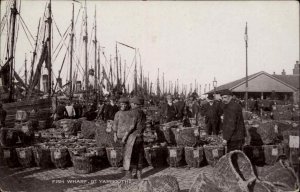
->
113;97;131;144
202;93;222;135
99;95;119;122
123;96;146;179
220;90;246;152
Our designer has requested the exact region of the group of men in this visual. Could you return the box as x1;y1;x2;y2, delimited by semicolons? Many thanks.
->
0;89;246;180
159;90;246;153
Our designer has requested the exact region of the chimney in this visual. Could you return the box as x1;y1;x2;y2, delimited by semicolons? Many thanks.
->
281;69;286;75
293;60;299;75
273;72;276;75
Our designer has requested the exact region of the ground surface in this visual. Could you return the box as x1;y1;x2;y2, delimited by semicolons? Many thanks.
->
0;163;214;192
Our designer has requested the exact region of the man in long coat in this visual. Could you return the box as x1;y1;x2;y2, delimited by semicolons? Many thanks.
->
161;94;178;123
220;90;246;152
202;93;222;135
122;96;146;180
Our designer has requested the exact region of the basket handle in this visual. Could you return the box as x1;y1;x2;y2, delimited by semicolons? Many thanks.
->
237;176;256;191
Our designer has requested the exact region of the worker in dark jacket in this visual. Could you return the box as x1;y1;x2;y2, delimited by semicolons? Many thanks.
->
161;94;178;123
97;96;119;122
73;101;83;119
220;90;246;152
202;93;222;135
174;96;185;121
55;101;68;120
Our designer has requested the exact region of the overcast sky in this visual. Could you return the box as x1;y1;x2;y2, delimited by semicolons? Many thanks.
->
1;0;299;93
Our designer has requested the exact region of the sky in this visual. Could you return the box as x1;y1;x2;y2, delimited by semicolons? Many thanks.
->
0;0;299;94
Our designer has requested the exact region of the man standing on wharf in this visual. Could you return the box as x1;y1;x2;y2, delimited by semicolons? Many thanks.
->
122;96;146;180
220;90;246;152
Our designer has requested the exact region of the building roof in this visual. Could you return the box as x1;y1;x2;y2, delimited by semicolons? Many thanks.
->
208;71;299;94
273;74;300;89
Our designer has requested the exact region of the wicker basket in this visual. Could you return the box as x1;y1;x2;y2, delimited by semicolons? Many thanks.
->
87;146;106;157
184;146;204;168
87;146;108;166
289;148;299;165
106;147;123;167
167;146;184;167
242;145;265;166
16;147;34;168
68;146;86;159
144;146;168;167
282;129;299;145
159;126;177;145
213;150;256;192
263;144;285;165
50;147;71;168
190;172;222;192
203;145;224;167
174;127;198;147
2;147;19;168
258;160;299;191
72;153;95;174
32;144;53;168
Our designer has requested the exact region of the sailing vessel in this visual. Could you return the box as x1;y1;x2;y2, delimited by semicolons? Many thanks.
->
0;0;53;128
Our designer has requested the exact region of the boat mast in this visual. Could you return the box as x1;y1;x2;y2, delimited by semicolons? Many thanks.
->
162;72;165;95
157;68;160;96
134;49;137;95
47;0;52;97
97;46;101;95
8;0;18;101
93;6;97;96
29;19;40;86
123;60;126;93
84;0;88;98
69;3;74;99
116;42;119;87
24;54;27;86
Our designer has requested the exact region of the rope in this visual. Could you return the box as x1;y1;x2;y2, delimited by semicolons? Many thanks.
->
19;18;34;49
52;23;71;58
19;15;35;42
125;53;136;82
